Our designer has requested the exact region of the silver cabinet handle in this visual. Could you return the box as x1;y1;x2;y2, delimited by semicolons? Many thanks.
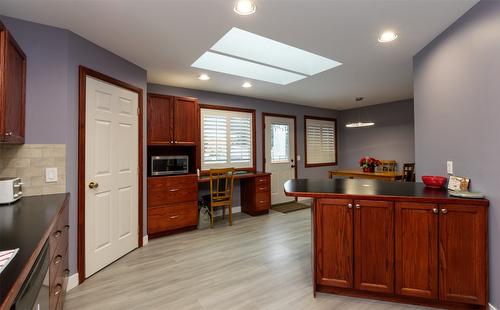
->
441;208;448;214
347;203;353;209
4;132;12;136
433;208;439;214
169;215;179;219
169;188;179;192
355;204;361;209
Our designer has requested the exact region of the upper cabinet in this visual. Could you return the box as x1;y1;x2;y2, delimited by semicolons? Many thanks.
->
0;21;26;144
147;93;198;145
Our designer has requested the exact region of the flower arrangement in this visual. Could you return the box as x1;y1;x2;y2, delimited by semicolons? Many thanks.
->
359;156;381;172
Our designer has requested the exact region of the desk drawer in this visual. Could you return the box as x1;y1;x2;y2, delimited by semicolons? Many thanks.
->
255;192;270;211
148;175;198;206
255;176;270;186
256;183;270;193
148;201;198;234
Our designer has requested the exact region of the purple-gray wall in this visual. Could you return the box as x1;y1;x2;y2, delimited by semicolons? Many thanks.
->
413;0;499;306
338;99;415;170
148;84;341;207
0;16;148;277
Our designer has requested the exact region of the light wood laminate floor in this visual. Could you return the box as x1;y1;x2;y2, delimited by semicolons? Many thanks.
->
66;209;434;310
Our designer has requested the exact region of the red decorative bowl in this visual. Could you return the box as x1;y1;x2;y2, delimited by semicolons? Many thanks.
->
421;176;447;188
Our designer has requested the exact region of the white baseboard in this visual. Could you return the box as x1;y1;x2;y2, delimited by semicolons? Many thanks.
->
142;235;149;246
66;273;79;291
490;303;498;310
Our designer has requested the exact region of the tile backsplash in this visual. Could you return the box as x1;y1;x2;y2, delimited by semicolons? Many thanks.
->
0;144;66;196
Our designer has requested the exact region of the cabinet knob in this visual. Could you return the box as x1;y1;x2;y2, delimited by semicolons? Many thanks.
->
355;204;361;209
347;203;353;209
441;208;448;214
53;284;63;296
53;230;62;238
5;132;12;136
433;208;439;214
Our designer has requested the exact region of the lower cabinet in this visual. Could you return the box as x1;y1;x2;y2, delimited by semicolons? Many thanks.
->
315;198;488;308
147;174;198;237
241;174;271;215
48;197;69;310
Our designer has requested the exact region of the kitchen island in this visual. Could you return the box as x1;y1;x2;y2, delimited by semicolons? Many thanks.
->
284;178;488;309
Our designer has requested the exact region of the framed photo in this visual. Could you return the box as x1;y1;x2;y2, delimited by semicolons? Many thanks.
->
448;176;470;191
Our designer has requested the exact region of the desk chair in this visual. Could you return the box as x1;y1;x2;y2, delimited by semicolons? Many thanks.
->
378;160;397;172
401;163;416;182
204;168;235;228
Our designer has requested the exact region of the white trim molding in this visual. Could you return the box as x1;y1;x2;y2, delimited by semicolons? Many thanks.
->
66;273;79;291
490;303;498;310
142;235;149;246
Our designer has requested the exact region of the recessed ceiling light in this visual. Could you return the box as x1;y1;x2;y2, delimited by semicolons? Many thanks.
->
234;0;256;15
378;31;398;43
242;82;252;88
198;73;210;81
192;51;306;85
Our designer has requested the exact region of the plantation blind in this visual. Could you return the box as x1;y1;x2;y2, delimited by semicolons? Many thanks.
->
201;108;253;170
305;117;337;166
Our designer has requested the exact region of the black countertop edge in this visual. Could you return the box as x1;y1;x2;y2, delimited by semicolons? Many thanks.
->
0;193;70;309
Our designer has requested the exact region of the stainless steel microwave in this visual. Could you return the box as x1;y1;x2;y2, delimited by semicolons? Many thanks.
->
151;155;189;176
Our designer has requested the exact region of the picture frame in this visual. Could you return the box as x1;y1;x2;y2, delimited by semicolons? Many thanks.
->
448;175;470;191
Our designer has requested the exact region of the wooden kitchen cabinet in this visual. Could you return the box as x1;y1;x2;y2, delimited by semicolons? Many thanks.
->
315;198;353;288
240;174;271;215
0;21;26;144
395;202;438;299
353;200;394;294
147;93;198;145
438;204;487;305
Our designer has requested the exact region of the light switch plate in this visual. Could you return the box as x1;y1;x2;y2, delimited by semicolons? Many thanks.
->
447;161;453;175
296;155;301;161
45;167;58;183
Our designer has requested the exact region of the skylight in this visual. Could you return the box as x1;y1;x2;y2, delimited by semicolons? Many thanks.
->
211;28;342;76
191;27;342;85
192;52;307;85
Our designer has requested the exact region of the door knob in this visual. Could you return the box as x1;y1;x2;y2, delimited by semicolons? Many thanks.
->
88;181;99;189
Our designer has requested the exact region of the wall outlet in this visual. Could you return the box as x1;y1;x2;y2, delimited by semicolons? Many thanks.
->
447;161;453;175
45;167;58;183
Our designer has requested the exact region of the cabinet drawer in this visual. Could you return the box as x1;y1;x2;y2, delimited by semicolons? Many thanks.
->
255;192;270;211
49;203;69;261
49;248;67;310
148;201;198;234
255;176;270;186
148;175;198;206
255;182;270;193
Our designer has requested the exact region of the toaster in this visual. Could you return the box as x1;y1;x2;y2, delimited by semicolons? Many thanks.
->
0;177;23;204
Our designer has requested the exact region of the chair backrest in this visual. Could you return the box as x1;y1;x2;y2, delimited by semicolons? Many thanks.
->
401;163;416;182
209;168;235;203
377;160;397;172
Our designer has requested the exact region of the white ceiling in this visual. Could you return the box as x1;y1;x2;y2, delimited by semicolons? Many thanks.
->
0;0;478;110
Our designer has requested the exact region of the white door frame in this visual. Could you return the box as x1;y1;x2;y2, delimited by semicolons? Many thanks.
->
262;113;297;203
77;66;143;284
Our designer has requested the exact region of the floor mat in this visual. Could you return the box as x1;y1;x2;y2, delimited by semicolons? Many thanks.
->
271;201;311;213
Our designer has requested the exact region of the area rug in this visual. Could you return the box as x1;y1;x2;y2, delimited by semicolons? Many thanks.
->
271;201;311;213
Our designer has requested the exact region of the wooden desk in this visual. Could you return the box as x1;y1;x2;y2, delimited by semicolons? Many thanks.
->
329;169;401;181
199;172;271;216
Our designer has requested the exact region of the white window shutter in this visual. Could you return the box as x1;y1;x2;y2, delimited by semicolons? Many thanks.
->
306;118;337;165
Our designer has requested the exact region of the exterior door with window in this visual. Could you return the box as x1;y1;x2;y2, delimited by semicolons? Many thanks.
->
264;116;295;204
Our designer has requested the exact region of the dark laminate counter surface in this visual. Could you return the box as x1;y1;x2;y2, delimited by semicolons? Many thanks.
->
0;193;69;306
284;178;489;206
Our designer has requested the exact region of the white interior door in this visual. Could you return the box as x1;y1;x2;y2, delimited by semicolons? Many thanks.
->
85;76;138;278
264;116;295;205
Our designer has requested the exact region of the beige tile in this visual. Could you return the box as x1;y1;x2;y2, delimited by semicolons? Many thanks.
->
42;146;66;158
0;168;17;177
17;167;44;178
42;184;66;195
14;147;42;158
23;186;43;196
4;158;30;168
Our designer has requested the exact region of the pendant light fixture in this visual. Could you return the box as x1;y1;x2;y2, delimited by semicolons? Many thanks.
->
345;97;375;128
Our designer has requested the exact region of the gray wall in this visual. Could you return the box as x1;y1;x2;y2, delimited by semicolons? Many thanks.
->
413;0;499;306
148;84;340;207
338;99;415;170
1;16;148;278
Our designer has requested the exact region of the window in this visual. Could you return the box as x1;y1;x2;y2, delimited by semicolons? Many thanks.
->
304;116;337;167
270;124;290;163
201;105;255;170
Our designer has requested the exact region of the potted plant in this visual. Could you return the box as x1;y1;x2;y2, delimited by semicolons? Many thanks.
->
359;156;381;172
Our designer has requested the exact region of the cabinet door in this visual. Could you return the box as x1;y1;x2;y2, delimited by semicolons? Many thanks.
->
0;27;26;143
315;198;353;288
354;200;394;293
439;205;487;305
173;96;198;145
395;202;438;299
147;94;173;144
